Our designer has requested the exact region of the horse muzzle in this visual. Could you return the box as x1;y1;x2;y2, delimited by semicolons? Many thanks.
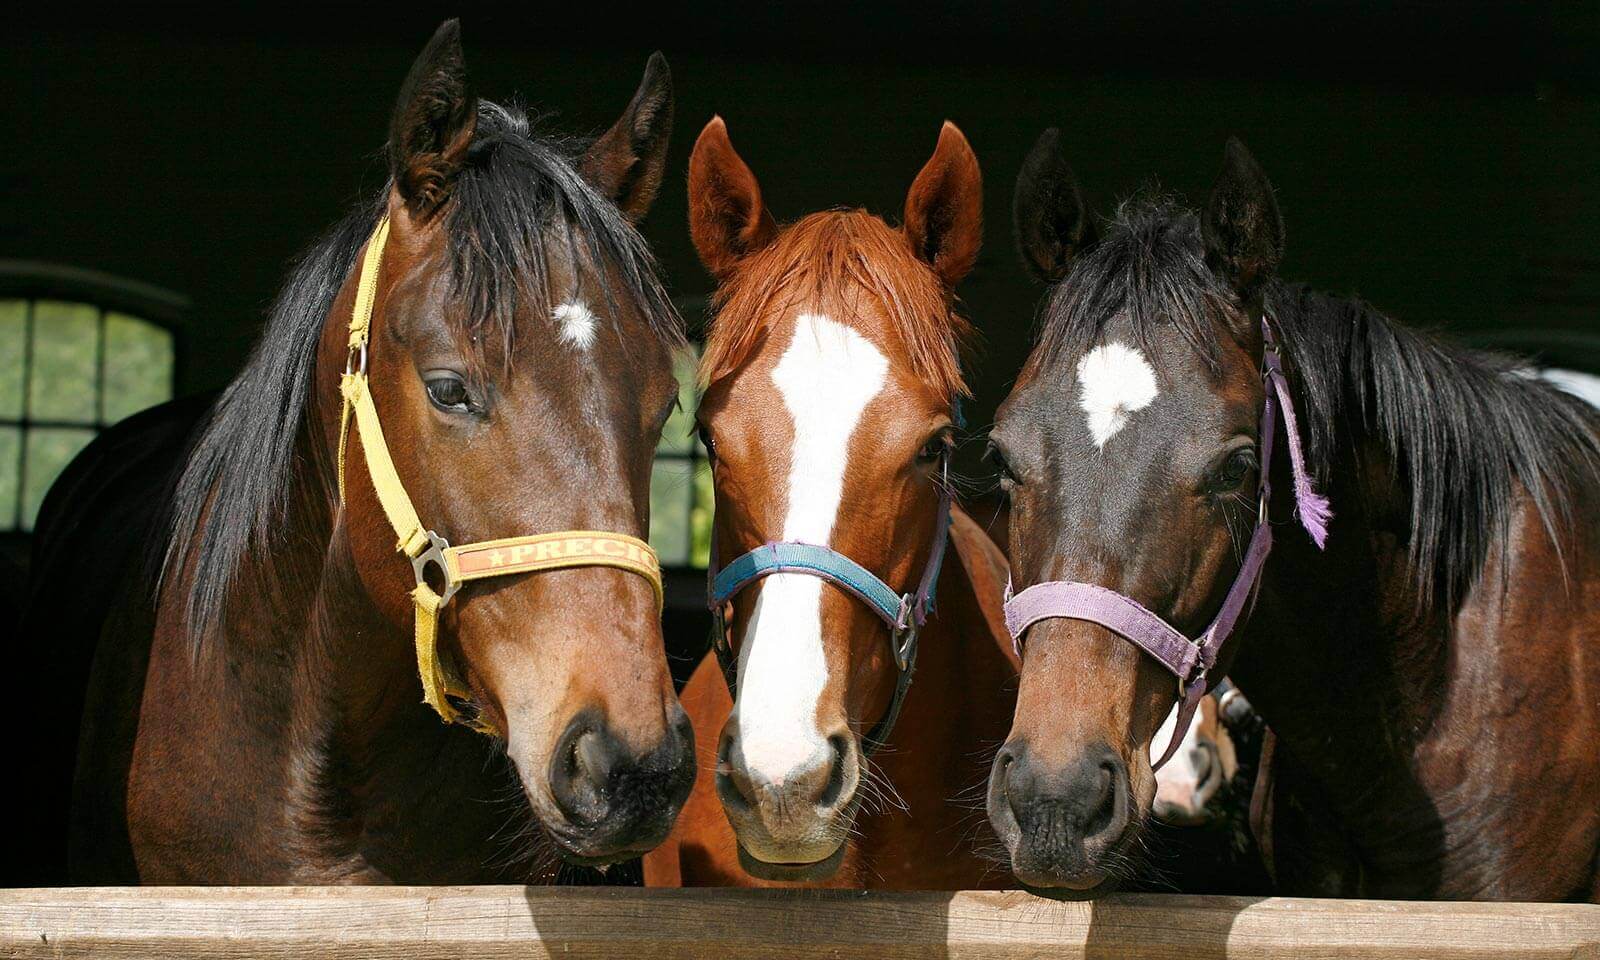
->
520;705;696;863
987;738;1138;891
715;726;860;875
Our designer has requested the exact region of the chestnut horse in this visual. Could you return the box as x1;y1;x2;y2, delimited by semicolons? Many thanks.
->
642;118;1018;887
1151;692;1238;827
987;129;1600;900
60;22;696;882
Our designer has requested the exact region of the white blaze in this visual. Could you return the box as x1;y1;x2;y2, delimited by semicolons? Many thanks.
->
1152;702;1226;823
1537;367;1600;410
553;300;598;350
731;313;888;785
1077;341;1158;447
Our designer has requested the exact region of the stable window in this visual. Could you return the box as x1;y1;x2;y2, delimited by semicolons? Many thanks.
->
649;341;713;569
0;263;183;532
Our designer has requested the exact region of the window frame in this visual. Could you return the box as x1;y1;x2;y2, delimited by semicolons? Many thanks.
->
652;296;712;570
0;260;187;532
655;296;715;612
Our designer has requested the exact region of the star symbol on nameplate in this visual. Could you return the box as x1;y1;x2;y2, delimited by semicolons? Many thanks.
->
488;550;507;567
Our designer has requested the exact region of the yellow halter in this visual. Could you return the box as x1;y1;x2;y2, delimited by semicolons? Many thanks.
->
336;217;664;734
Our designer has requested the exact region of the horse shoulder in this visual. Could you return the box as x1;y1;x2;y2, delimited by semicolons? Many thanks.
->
645;655;739;885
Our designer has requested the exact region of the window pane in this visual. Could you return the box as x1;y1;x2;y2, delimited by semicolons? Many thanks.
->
0;300;24;420
656;346;701;455
29;300;99;423
103;313;174;423
0;427;18;531
22;427;94;530
649;457;694;567
691;459;714;569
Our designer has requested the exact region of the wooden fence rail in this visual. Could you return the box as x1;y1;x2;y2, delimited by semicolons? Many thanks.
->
1;887;1596;959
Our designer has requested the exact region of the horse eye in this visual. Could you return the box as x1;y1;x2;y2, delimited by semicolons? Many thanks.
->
1209;447;1258;492
425;374;473;413
917;434;948;465
986;441;1019;488
696;424;717;461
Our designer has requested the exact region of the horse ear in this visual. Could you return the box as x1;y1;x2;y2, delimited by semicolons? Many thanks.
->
1013;128;1095;284
688;116;777;279
904;121;983;288
579;52;674;223
1202;138;1284;296
389;20;477;219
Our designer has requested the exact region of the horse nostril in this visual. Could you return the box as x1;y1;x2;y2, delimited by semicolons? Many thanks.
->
817;734;851;810
549;717;617;825
716;733;756;813
575;728;613;787
1083;758;1119;838
670;705;694;750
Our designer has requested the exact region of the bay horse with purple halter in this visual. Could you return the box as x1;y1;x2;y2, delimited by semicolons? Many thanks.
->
63;22;697;882
987;130;1600;900
643;117;1020;887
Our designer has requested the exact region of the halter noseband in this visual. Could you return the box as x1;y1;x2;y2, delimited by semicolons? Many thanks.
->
1003;315;1330;770
706;447;957;756
337;217;665;734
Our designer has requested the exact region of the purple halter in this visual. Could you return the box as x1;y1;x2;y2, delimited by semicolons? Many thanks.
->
1003;315;1330;770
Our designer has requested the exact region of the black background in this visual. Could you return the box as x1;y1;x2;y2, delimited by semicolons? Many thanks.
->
6;1;1599;464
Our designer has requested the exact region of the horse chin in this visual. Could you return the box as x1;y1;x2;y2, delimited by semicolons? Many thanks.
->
1152;798;1212;827
1018;874;1120;900
533;803;677;867
736;840;848;882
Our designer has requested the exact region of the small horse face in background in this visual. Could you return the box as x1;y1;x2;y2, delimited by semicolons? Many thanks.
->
688;117;980;875
338;26;692;862
1151;695;1238;826
987;131;1280;890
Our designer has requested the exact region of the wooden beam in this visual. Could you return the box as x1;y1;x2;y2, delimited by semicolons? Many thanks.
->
1;887;1596;959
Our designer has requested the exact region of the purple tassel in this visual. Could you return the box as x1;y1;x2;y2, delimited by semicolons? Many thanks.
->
1294;473;1333;549
1266;352;1333;550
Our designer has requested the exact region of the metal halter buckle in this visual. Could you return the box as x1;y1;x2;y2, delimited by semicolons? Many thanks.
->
411;530;461;604
345;341;369;376
892;593;918;671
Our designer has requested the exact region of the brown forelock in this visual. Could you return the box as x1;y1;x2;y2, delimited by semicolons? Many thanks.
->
699;210;972;401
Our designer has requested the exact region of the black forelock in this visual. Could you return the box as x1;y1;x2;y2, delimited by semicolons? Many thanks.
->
1035;197;1237;375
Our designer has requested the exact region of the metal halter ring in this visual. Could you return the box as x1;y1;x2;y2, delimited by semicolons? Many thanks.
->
345;340;369;376
411;530;461;604
892;593;918;671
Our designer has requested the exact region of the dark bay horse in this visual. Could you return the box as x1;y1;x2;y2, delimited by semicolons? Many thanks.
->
987;130;1600;900
642;118;1019;888
58;22;697;882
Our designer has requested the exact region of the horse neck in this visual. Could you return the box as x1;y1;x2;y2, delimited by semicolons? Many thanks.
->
871;508;1017;825
1228;292;1519;893
1231;430;1445;871
222;336;445;774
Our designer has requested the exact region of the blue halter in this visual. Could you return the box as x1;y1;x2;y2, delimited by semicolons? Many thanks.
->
706;413;959;755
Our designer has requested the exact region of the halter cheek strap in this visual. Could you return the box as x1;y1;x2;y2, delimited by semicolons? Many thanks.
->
337;217;664;734
1003;315;1330;770
706;455;955;755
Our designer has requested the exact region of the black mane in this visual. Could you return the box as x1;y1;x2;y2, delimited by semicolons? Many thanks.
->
163;100;682;650
1037;196;1600;612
